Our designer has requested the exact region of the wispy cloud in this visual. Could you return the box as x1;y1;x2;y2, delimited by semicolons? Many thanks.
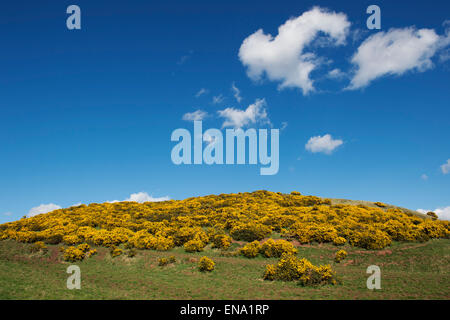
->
231;82;242;103
212;94;224;104
195;88;208;97
441;159;450;174
182;110;208;121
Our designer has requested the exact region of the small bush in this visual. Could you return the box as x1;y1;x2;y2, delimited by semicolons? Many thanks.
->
426;211;438;220
110;247;123;258
63;246;85;262
374;202;387;208
158;255;176;266
212;234;232;250
333;237;347;246
29;241;47;253
184;239;205;252
126;248;137;257
198;256;215;272
239;241;261;258
335;249;347;263
260;239;298;258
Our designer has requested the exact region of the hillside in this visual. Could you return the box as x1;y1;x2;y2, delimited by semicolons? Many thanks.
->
0;190;449;299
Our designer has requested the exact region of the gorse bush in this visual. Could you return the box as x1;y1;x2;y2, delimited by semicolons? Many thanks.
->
239;241;261;258
159;255;176;266
63;246;85;262
184;238;205;252
110;247;123;258
263;253;337;286
230;222;272;242
198;256;215;272
0;191;448;260
335;250;347;263
212;234;232;250
260;239;298;258
333;237;346;246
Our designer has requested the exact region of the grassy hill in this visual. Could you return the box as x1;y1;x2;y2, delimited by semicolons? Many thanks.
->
0;190;448;299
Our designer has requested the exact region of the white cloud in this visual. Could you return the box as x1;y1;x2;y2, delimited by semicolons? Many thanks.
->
182;110;208;121
239;7;350;94
305;134;343;154
327;68;346;79
218;98;270;128
421;174;429;180
441;159;450;174
125;192;169;203
27;203;62;218
195;88;208;97
348;27;442;89
212;94;224;104
3;212;12;216
109;192;170;204
281;122;288;131
231;83;242;103
417;207;450;221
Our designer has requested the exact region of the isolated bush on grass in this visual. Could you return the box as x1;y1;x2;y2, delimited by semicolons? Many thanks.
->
198;256;215;272
334;250;347;263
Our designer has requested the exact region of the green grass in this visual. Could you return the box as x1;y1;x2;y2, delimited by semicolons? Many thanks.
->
0;239;448;299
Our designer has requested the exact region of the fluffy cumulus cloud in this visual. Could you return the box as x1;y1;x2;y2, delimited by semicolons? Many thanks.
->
218;98;269;128
441;159;450;174
27;203;62;218
305;134;343;154
182;110;208;121
417;207;450;221
239;7;350;94
348;27;442;89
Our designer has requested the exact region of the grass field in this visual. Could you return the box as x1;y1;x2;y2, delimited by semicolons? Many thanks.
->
0;238;448;300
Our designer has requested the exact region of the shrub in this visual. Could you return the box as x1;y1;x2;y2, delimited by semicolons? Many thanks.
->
260;239;297;258
198;256;215;272
29;241;47;253
335;250;347;263
239;241;261;258
110;247;123;258
63;246;85;262
77;243;90;253
212;234;232;250
350;229;391;250
230;223;272;242
426;211;438;220
87;249;97;257
333;237;347;246
263;253;337;286
126;248;137;257
374;202;387;208
63;234;82;245
158;256;176;266
184;239;205;252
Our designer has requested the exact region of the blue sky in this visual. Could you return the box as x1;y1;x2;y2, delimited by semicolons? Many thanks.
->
1;0;449;222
